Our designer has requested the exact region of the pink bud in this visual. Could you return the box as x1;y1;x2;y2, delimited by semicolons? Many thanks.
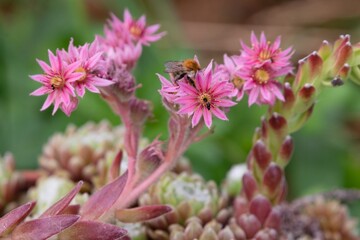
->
136;140;163;181
298;84;316;101
283;82;295;111
237;214;261;238
249;195;272;225
253;140;272;170
260;117;268;139
275;179;288;203
242;172;258;201
233;196;249;217
263;164;283;198
269;113;287;132
308;52;323;79
334;43;352;75
339;64;350;79
264;207;281;231
129;98;153;126
278;136;293;167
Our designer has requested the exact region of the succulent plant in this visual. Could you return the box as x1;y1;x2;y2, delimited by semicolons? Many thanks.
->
302;197;358;240
39;121;148;190
0;153;37;215
139;172;231;239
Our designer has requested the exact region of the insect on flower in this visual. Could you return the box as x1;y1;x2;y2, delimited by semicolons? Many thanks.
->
164;59;201;87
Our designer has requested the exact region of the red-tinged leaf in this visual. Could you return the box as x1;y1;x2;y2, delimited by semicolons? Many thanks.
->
58;220;130;240
11;214;79;240
109;150;123;181
116;205;172;223
40;181;83;218
0;201;36;236
59;205;80;215
81;171;128;220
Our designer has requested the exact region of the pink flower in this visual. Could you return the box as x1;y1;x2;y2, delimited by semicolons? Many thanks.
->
175;63;236;128
106;42;142;70
100;14;131;49
62;39;113;97
157;73;179;103
215;54;245;101
238;32;293;73
240;63;285;106
60;96;78;117
123;9;166;46
30;50;83;115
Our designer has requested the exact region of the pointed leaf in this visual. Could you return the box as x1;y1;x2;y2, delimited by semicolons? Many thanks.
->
81;171;128;220
40;181;83;218
116;205;172;223
0;201;36;236
58;220;129;240
109;150;123;181
59;205;81;215
12;215;79;240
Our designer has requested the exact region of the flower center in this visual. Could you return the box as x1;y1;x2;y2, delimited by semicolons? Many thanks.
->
75;67;87;82
130;24;143;38
232;77;244;89
50;76;65;89
259;49;271;61
254;69;270;84
199;93;212;110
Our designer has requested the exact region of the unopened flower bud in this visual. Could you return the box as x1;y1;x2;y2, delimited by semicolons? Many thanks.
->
339;64;350;79
318;40;332;60
333;42;352;75
262;164;283;199
102;67;136;102
129;98;152;126
242;172;258;201
308;52;323;79
249;195;272;225
253;140;272;171
237;214;261;239
278;136;294;167
282;82;295;112
264;207;281;231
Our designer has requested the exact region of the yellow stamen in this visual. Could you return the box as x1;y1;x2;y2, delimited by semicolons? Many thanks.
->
259;49;271;61
199;93;212;110
50;76;65;89
232;77;244;88
130;25;142;37
75;67;87;82
254;69;270;84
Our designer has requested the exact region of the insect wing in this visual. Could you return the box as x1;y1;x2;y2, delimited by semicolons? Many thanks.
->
164;61;184;73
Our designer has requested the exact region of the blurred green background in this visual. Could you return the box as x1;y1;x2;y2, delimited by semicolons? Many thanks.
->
1;0;360;213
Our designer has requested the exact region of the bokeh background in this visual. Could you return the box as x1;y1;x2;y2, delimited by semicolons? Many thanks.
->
1;0;360;216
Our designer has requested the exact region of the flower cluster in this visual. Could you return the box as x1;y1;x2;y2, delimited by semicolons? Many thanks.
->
158;58;236;129
217;32;293;106
30;9;165;116
158;33;293;129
